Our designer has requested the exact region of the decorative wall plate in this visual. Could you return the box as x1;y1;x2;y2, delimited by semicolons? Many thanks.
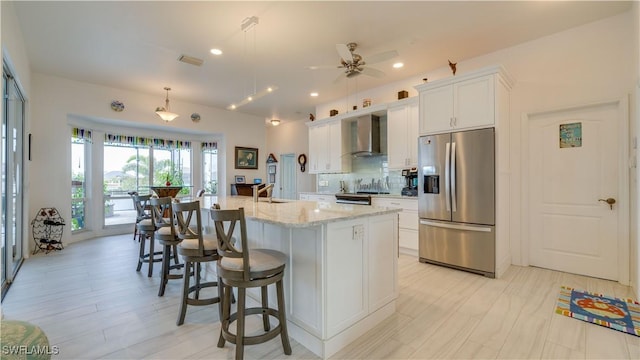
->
191;113;201;122
110;100;125;112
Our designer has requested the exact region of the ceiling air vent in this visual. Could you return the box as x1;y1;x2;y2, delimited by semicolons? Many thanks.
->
178;55;204;67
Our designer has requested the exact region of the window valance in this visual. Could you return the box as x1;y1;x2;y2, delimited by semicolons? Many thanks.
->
201;142;218;151
105;133;191;150
71;127;92;143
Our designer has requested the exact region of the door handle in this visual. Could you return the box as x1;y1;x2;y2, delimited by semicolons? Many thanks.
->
598;197;616;210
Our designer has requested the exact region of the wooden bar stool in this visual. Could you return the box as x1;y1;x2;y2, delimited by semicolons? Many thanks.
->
211;206;291;360
150;196;183;296
172;200;221;326
134;194;162;277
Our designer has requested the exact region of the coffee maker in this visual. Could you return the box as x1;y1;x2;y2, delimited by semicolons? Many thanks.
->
401;168;418;196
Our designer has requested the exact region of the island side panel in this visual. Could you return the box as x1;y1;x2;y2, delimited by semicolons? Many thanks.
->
368;214;399;311
325;218;368;338
245;219;324;337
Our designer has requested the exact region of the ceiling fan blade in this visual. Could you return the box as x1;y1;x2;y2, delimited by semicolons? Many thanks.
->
360;67;385;78
333;72;347;83
366;50;399;64
336;43;353;62
306;65;341;70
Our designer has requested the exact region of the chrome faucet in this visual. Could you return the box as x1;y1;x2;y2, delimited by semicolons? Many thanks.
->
253;183;274;203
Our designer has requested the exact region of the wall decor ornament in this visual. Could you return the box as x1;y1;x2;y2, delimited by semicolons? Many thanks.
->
298;153;307;172
110;100;125;112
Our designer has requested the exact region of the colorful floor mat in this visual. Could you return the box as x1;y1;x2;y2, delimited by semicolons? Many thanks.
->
556;286;640;337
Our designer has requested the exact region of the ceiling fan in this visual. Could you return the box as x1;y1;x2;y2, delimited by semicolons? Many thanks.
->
310;42;399;82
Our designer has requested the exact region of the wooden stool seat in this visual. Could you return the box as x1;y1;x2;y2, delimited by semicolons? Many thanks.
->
211;206;291;360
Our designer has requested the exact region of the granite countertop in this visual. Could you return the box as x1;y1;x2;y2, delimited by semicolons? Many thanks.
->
199;196;400;228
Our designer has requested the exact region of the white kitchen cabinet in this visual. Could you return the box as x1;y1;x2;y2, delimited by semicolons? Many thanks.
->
418;71;498;134
387;98;419;169
307;119;351;174
372;197;418;255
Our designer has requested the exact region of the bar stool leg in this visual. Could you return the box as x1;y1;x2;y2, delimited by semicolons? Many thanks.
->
194;263;201;300
276;279;292;355
172;244;180;265
136;234;146;272
158;244;170;297
236;287;246;360
217;283;230;348
177;261;191;326
261;286;271;331
147;235;155;277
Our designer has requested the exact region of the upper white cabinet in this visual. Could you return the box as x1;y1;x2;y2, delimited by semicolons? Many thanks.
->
307;119;351;174
387;98;419;169
416;66;513;134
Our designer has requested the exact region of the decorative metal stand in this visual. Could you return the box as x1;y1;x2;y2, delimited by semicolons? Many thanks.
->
31;208;65;254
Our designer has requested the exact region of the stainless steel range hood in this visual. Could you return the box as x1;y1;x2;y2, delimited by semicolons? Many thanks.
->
352;114;381;157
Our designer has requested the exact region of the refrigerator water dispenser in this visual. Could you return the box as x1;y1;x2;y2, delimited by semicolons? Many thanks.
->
424;175;440;194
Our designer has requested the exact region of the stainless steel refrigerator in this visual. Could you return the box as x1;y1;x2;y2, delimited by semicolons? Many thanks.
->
418;127;495;278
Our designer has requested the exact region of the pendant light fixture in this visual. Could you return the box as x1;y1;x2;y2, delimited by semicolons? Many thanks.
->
155;87;179;122
227;16;277;111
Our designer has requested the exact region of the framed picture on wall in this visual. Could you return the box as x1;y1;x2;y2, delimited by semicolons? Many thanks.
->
235;146;259;169
234;175;246;184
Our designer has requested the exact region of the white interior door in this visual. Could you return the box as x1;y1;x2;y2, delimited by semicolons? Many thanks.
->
527;100;626;281
280;153;297;200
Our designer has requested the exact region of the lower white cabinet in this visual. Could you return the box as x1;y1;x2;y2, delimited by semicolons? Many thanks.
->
372;197;418;254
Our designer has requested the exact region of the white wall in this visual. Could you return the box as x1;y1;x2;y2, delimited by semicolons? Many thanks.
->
632;1;640;298
313;11;637;288
266;119;316;196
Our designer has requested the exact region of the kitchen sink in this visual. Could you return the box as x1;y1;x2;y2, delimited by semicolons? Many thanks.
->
258;199;288;204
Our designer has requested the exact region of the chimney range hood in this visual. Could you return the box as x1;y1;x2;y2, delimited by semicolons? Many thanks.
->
351;114;381;157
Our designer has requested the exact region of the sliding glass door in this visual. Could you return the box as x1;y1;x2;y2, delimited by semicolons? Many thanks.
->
2;64;26;300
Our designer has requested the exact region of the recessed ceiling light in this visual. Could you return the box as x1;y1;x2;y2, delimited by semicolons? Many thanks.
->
210;48;222;55
393;62;404;69
270;119;281;126
310;92;319;97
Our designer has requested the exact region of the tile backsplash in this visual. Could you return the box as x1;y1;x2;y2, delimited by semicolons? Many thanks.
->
317;155;406;194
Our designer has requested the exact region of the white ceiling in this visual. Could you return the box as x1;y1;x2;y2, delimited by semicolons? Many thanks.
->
12;1;631;124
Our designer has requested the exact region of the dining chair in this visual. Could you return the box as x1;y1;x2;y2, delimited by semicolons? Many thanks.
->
129;191;147;241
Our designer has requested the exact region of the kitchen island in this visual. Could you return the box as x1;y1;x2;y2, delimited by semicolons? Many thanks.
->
199;196;400;359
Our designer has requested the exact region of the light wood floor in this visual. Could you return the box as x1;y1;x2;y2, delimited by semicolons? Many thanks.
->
2;234;638;359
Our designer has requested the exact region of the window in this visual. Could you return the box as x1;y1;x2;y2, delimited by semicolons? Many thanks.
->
71;128;91;231
202;142;218;195
103;133;192;227
2;64;26;299
153;147;192;197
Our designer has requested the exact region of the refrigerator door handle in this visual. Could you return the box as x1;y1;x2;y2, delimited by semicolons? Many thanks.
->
451;142;457;213
420;220;492;233
445;142;451;212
